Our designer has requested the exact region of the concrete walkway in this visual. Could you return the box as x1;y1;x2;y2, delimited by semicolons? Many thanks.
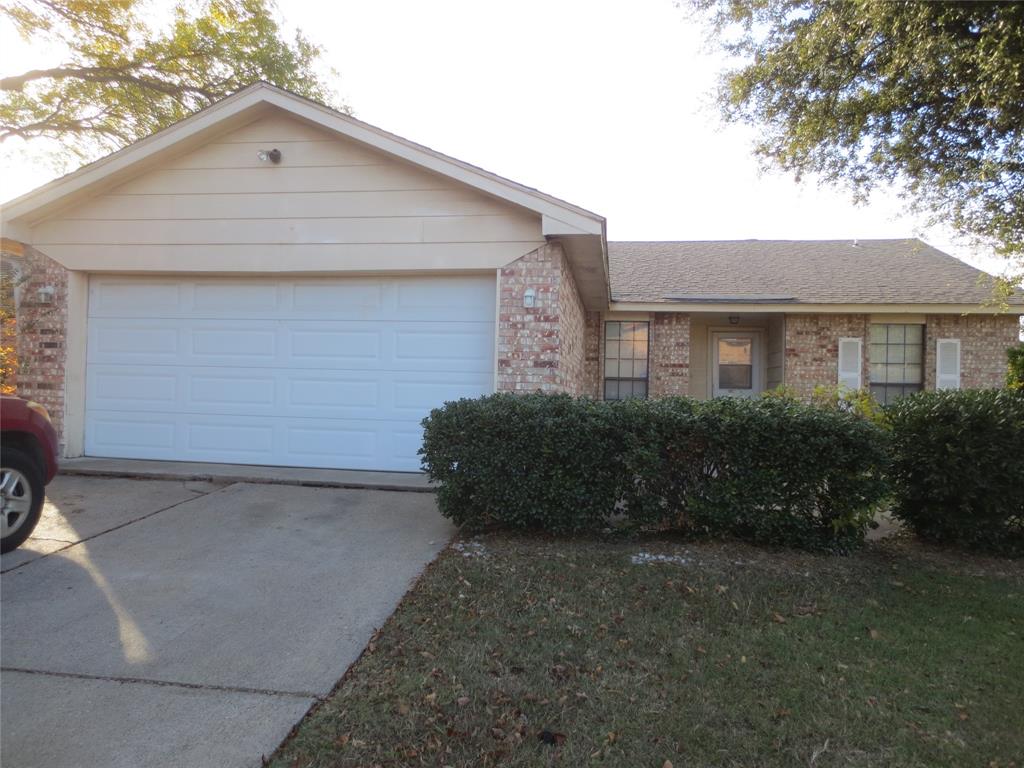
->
1;474;454;767
60;456;435;492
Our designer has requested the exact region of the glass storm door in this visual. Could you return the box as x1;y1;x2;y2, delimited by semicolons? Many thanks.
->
712;332;761;398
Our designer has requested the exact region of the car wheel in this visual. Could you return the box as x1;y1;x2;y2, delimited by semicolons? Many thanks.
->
1;448;45;554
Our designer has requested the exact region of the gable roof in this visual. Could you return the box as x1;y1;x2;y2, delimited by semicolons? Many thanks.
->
1;82;605;239
609;239;1023;307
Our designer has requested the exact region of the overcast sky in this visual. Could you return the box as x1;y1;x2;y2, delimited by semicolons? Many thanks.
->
0;0;1011;276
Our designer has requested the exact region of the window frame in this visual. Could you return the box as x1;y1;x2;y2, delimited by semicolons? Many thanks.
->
603;320;651;401
868;323;925;404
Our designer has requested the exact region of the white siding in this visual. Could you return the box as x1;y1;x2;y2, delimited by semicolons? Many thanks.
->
30;111;544;272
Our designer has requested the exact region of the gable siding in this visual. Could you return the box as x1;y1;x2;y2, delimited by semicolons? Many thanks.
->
29;111;544;272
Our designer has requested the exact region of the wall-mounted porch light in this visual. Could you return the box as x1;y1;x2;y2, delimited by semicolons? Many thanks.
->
256;148;282;163
523;288;536;308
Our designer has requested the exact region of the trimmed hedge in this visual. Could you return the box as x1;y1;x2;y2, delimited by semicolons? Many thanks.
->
887;389;1024;555
420;393;890;553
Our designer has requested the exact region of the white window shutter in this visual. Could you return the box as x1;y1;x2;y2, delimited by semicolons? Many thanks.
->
837;337;863;390
936;338;961;390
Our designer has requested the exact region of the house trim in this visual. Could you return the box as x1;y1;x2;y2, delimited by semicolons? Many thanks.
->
610;302;1020;315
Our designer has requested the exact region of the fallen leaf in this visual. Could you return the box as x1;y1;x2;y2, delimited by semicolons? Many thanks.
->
663;761;674;768
869;628;881;640
538;730;567;746
456;696;470;707
772;612;787;624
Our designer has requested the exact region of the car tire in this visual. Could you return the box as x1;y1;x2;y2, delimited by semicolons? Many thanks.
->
1;447;45;554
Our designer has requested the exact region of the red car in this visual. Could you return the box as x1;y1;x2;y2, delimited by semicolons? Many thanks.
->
1;395;59;553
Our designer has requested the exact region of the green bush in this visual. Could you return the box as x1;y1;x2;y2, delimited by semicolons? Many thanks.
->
1008;344;1024;390
887;389;1024;555
613;396;890;552
420;393;890;552
419;393;622;534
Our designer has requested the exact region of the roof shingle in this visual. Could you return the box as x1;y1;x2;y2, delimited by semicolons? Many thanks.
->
608;239;1022;305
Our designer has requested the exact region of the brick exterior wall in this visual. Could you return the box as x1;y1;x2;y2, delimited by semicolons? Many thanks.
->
924;313;1021;389
784;314;869;397
582;311;603;398
496;242;587;394
648;312;691;397
784;312;1021;395
1;240;69;444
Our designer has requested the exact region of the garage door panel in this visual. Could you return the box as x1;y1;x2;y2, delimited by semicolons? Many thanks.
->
187;421;276;456
395;279;496;321
192;326;279;361
287;377;380;411
88;414;177;452
85;411;435;471
392;377;491;412
90;322;180;362
88;367;179;409
188;374;277;407
86;275;495;471
193;282;282;313
394;328;493;369
291;282;384;315
89;367;491;422
88;276;493;322
285;426;377;463
290;329;382;363
90;280;183;316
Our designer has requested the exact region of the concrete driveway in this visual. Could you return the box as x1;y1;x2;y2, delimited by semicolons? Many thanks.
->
1;474;453;768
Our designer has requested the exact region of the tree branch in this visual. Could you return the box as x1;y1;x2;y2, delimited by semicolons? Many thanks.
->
1;67;219;100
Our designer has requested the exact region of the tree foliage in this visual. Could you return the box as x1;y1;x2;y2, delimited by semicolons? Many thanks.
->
688;0;1024;259
1;0;344;158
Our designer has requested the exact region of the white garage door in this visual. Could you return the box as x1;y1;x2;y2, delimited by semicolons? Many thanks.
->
85;275;495;471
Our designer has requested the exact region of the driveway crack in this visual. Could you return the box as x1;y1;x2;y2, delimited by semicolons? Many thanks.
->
1;483;234;574
1;666;322;701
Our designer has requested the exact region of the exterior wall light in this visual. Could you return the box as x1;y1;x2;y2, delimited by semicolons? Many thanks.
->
523;288;536;308
36;286;56;304
728;315;741;325
257;148;282;163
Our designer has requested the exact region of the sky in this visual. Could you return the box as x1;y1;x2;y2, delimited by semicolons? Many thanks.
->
0;0;1012;277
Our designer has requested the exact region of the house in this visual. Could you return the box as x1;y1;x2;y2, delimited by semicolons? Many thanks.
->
2;83;1021;472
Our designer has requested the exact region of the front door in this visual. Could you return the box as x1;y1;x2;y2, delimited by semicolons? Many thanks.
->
712;332;762;398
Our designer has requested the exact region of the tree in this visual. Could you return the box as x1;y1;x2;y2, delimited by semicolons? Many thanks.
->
687;0;1024;260
1;0;344;159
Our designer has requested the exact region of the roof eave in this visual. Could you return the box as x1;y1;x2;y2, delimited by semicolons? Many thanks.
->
608;300;1024;314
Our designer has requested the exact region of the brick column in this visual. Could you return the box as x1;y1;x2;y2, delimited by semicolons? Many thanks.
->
649;312;690;397
497;242;587;394
2;240;69;443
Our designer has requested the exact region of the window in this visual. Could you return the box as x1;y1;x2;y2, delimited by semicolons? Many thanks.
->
718;337;753;388
869;324;923;404
604;321;649;400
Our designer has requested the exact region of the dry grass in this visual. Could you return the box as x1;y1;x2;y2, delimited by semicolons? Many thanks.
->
271;534;1023;768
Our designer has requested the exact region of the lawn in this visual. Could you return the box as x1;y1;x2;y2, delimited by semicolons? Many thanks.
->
271;535;1023;768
